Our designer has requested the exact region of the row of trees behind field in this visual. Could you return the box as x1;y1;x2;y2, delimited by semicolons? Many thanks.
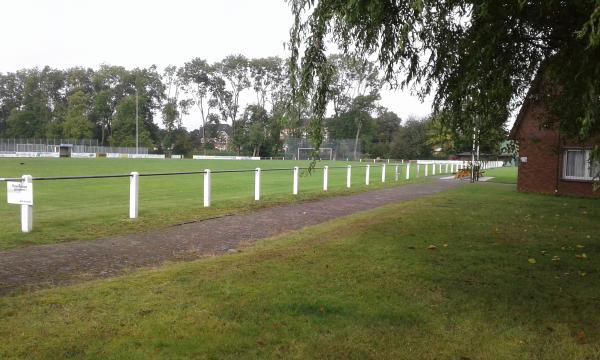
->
0;55;505;158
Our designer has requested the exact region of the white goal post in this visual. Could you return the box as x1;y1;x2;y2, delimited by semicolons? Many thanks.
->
16;144;58;153
297;147;333;160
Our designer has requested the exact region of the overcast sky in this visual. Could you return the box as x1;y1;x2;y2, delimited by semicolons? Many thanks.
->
0;0;433;130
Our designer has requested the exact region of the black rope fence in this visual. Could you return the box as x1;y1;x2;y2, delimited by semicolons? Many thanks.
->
0;164;391;182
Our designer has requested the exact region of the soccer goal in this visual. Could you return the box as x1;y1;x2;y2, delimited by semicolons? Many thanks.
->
297;147;333;160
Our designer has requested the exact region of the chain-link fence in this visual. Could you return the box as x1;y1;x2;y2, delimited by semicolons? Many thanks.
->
0;138;147;155
284;138;360;160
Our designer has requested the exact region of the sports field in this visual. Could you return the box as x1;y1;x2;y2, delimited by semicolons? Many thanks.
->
0;158;425;250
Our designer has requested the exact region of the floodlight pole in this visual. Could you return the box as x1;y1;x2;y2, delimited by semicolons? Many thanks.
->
471;126;477;183
135;88;139;155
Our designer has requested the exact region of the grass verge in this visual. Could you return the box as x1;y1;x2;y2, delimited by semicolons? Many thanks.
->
0;183;599;359
0;158;427;250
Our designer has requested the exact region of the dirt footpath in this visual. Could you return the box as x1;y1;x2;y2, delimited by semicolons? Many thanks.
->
0;179;463;295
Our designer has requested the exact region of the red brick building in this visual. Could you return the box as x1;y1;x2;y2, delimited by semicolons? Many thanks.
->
509;91;599;197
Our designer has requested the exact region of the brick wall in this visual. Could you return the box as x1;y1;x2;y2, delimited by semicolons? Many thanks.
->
515;105;560;194
515;104;599;198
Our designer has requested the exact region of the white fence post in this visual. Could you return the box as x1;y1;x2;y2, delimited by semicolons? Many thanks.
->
255;168;261;201
346;165;352;188
406;163;410;180
293;166;299;195
381;164;386;183
366;165;370;185
323;165;329;191
395;164;399;181
129;172;139;219
417;164;420;177
439;163;442;174
425;164;428;176
21;175;33;233
203;169;211;207
432;162;436;175
445;163;449;173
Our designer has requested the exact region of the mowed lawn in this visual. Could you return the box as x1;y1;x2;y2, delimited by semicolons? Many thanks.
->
0;158;426;250
484;166;518;184
1;183;599;359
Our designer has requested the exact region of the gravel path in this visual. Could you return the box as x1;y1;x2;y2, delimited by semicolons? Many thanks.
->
0;179;462;295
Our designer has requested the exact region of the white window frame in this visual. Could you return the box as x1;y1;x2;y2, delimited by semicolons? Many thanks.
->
562;149;599;181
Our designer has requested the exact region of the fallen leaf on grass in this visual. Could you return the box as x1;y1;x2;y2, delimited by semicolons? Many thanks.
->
576;244;585;249
528;258;537;264
579;271;587;277
427;245;437;250
443;243;448;247
576;330;587;344
551;256;560;262
575;253;588;260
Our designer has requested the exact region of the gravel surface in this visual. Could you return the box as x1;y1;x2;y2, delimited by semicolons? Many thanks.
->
0;179;462;295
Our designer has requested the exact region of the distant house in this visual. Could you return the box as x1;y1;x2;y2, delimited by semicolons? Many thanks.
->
509;82;599;197
198;124;232;151
214;124;231;151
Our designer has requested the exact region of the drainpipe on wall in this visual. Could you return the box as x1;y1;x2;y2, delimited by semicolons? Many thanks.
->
555;131;561;194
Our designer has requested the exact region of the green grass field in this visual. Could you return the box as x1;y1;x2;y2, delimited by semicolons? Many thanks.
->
1;183;598;359
484;166;518;184
0;158;428;250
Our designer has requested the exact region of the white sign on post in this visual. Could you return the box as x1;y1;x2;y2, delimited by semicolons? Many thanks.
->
7;181;33;205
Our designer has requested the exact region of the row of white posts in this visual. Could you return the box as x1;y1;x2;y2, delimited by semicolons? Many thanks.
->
12;160;504;232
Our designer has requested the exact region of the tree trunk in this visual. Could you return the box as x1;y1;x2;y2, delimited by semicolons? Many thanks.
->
353;121;362;160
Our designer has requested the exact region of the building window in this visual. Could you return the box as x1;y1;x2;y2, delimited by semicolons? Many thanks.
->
563;149;599;181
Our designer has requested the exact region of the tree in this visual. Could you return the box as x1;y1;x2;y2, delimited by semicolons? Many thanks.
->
110;96;153;148
290;1;600;149
369;110;401;158
215;55;251;152
390;116;432;160
327;54;381;117
170;128;193;156
246;105;270;157
161;65;182;133
0;71;26;136
4;68;56;138
62;90;93;139
232;105;283;157
248;57;286;109
349;94;379;160
180;58;222;147
426;113;457;158
216;56;250;123
5;108;43;138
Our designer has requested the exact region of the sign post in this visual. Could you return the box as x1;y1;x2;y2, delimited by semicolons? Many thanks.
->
7;175;33;233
